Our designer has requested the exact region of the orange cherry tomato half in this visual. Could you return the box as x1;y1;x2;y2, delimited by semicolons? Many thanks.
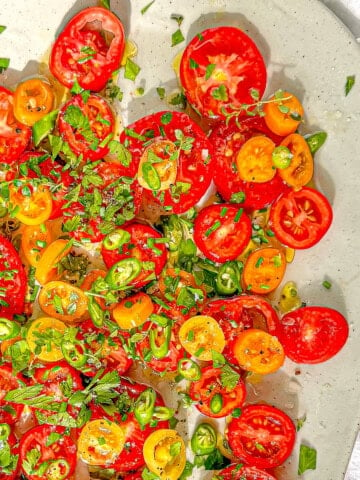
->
21;224;52;267
26;317;66;362
278;133;313;188
13;78;55;126
233;328;285;374
113;292;154;330
38;281;88;323
9;182;53;225
236;136;276;183
242;247;286;294
263;91;304;136
35;239;72;285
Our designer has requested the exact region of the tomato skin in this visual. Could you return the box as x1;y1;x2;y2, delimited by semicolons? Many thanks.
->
273;306;349;364
215;464;278;480
194;204;251;263
226;404;296;469
269;186;333;249
180;27;267;119
0;87;31;164
0;365;26;425
49;7;125;91
189;366;247;418
0;235;27;316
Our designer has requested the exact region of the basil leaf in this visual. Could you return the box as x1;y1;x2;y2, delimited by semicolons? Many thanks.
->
171;29;184;47
298;444;317;475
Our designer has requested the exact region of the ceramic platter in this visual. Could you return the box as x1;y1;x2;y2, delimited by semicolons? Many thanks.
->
1;1;360;479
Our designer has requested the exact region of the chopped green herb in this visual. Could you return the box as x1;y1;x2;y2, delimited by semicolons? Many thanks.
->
171;29;185;47
190;58;199;69
124;58;141;81
322;280;332;289
205;221;221;237
298;444;317;475
0;26;6;34
170;13;184;26
100;0;110;8
205;63;216;80
345;75;355;96
156;87;165;99
0;58;10;73
211;84;228;101
141;0;155;14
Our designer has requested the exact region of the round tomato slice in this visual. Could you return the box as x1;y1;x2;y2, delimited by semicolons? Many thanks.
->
101;223;167;288
0;365;26;425
119;111;213;214
274;306;349;364
226;404;296;469
179;26;266;119
278;133;313;188
242;247;286;294
58;93;115;160
0;235;27;316
214;464;278;480
189;366;246;418
194;203;252;263
269;186;333;249
13;78;54;126
0;87;31;164
49;7;125;91
19;425;77;480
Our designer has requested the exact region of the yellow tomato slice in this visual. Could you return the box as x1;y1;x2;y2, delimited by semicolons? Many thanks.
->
279;133;314;188
21;223;52;267
35;239;72;285
38;281;88;323
10;183;52;225
143;429;186;480
113;292;154;329
242;247;286;294
178;315;225;361
138;140;178;191
26;317;66;362
236;136;276;183
77;419;125;466
13;77;55;126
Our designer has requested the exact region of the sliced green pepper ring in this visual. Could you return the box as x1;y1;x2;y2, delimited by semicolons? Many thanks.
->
177;358;201;381
105;258;142;290
61;339;87;368
0;317;21;341
103;229;131;251
0;423;11;441
305;131;327;154
134;387;156;427
149;324;171;359
152;406;175;421
210;393;223;414
216;261;241;296
88;296;106;327
45;458;71;480
141;161;161;190
191;423;217;455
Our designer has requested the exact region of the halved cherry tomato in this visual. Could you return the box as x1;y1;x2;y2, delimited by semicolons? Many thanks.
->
35;239;72;285
21;224;52;267
0;235;27;316
38;281;88;323
194;203;252;263
143;429;186;480
0;365;26;425
263;91;304;136
278;133;313;188
0;87;31;164
273;306;349;364
233;328;285;374
242;247;286;294
113;292;154;330
13;78;54;126
269;186;333;249
26;317;67;362
180;27;267;119
49;7;125;91
19;425;77;480
226;404;296;469
179;315;226;361
58;93;115;160
189;366;246;418
214;463;278;480
236;136;276;183
9;182;52;225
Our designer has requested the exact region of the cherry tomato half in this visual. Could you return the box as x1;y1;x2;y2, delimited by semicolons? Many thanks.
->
214;463;278;480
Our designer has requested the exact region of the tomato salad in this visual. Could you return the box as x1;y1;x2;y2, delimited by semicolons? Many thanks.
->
0;4;349;480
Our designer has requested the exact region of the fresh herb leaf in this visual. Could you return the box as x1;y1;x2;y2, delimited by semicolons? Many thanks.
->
141;0;155;14
171;13;184;26
100;0;110;8
211;84;228;101
172;29;185;47
298;444;317;475
345;75;355;96
205;63;216;80
0;26;6;34
296;414;307;431
156;87;165;99
220;364;240;389
0;58;10;73
124;58;141;81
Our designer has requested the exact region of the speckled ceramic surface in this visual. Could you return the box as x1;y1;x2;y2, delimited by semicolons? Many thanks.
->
1;1;360;479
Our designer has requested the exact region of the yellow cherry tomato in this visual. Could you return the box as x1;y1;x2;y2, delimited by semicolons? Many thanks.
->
143;429;186;480
35;239;72;285
9;182;52;225
13;77;55;126
77;419;125;466
138;140;178;191
38;281;88;323
21;223;52;267
236;136;276;183
178;315;225;361
26;317;66;362
113;292;154;329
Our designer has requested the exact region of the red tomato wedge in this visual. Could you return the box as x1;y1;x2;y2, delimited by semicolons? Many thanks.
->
49;7;125;91
180;26;267;119
226;404;296;469
214;464;278;480
274;306;349;364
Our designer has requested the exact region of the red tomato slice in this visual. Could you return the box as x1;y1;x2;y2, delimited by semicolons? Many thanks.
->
32;362;83;398
202;294;280;365
209;117;288;210
226;404;296;469
58;93;115;160
189;366;246;418
101;223;168;288
194;203;252;263
0;365;26;425
274;306;349;364
49;7;125;91
0;235;27;316
180;26;267;119
269;186;333;249
0;87;31;164
119;111;213;214
215;464;278;480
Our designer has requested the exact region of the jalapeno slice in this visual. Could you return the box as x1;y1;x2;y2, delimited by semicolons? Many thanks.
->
45;459;71;480
106;258;142;290
88;296;106;327
152;406;175;421
149;324;171;359
210;393;223;414
141;162;161;190
215;261;242;295
103;229;131;251
134;387;156;427
0;423;11;441
0;317;21;340
177;358;201;381
191;423;217;455
305;131;327;154
61;339;87;368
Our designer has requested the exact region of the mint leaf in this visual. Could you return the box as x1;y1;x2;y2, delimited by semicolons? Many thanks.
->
298;444;317;475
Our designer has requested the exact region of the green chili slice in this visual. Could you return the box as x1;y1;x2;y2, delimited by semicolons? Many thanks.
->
149;324;171;359
177;358;201;381
142;161;161;190
134;387;156;426
215;261;241;295
210;393;223;414
305;131;327;154
88;296;105;327
61;339;87;368
153;406;175;420
45;459;71;480
0;423;11;441
102;229;131;251
0;317;20;341
272;145;292;169
105;258;142;290
191;423;217;455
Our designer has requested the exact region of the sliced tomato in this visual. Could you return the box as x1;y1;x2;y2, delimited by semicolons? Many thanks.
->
119;111;213;214
0;365;26;425
278;133;313;188
242;247;286;294
13;78;54;126
273;306;349;364
194;203;252;263
226;404;296;469
0;235;27;316
269;186;333;249
101;223;168;288
49;7;125;91
58;93;115;160
32;362;83;398
214;464;278;480
179;26;266;119
0;427;19;480
189;366;246;418
0;87;31;164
